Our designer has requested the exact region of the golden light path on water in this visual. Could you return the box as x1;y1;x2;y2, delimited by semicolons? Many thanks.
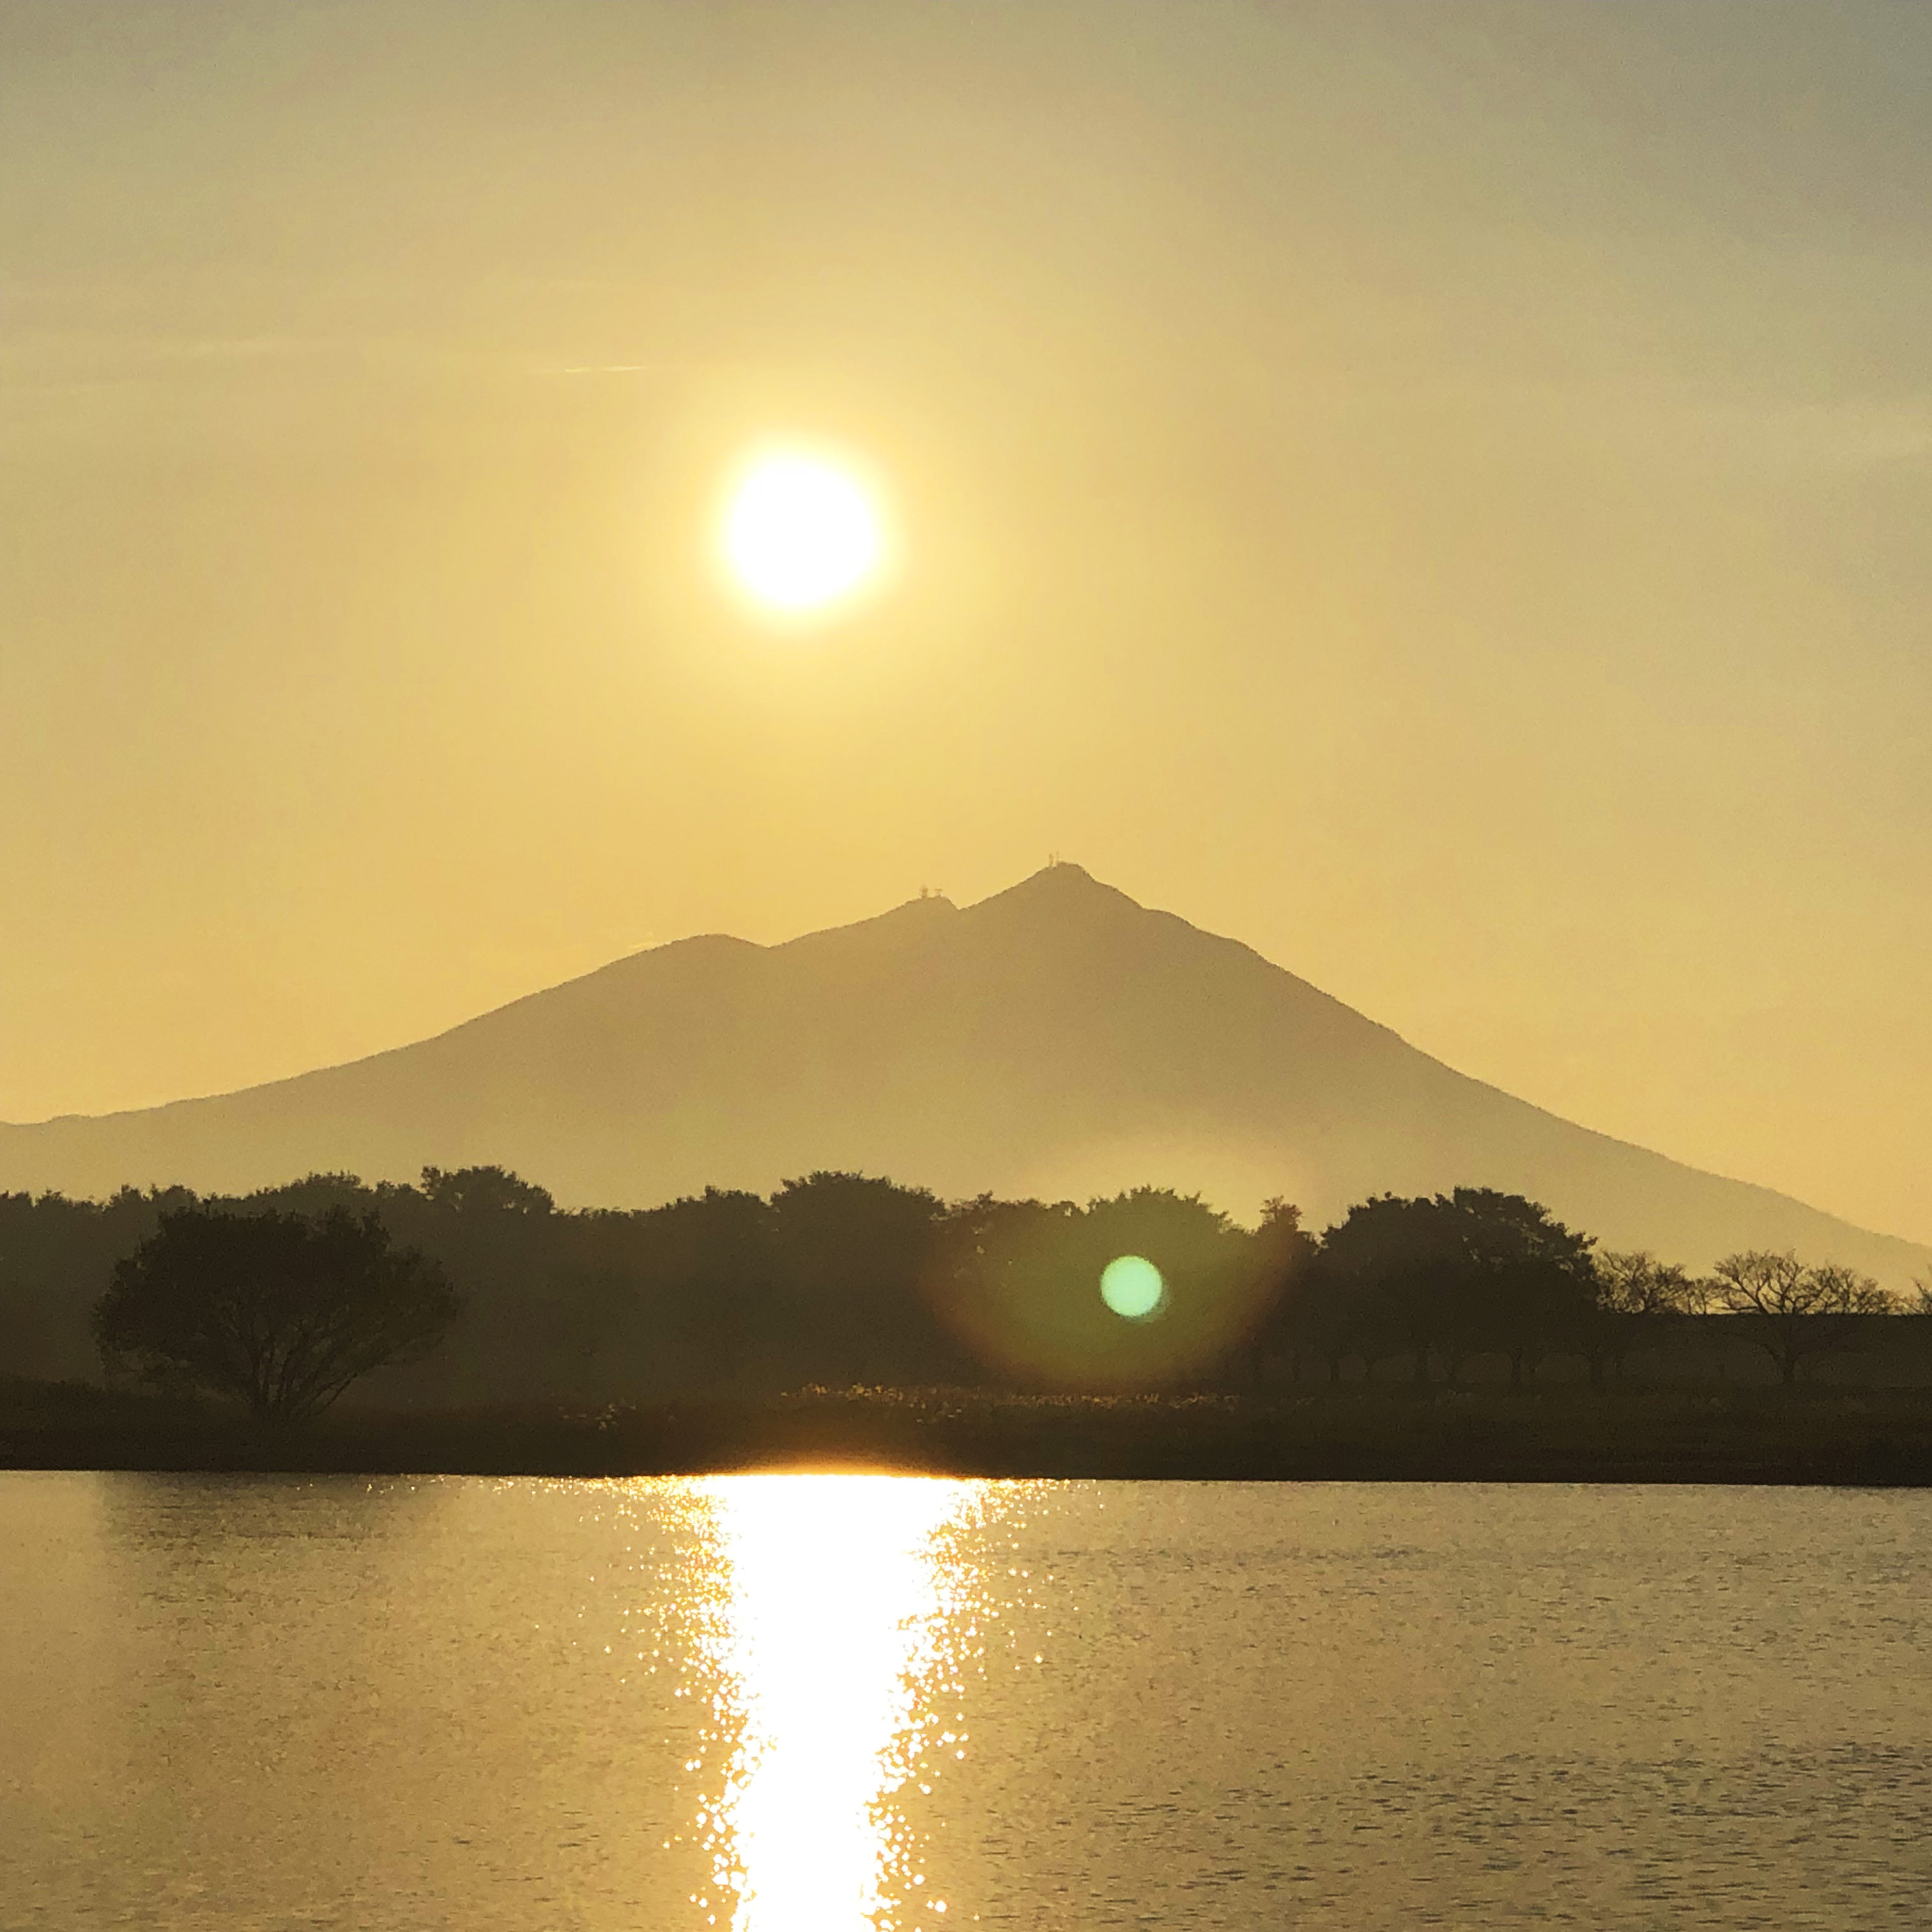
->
685;1475;988;1932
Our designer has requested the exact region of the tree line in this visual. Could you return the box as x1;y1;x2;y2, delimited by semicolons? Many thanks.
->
1282;1190;1907;1390
3;1167;1924;1422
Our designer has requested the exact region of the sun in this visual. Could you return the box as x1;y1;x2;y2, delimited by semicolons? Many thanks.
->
721;448;887;615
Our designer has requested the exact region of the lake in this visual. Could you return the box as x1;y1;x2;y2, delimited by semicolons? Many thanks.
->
3;1474;1928;1928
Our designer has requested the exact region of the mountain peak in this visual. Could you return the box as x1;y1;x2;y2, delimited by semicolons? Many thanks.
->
1022;859;1098;887
874;889;959;919
969;861;1141;918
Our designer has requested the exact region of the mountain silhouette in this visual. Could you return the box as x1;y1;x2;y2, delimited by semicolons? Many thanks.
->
3;864;1925;1282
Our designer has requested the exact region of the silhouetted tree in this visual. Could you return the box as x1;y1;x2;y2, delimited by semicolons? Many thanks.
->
420;1165;555;1218
932;1193;1079;1385
1317;1195;1465;1385
769;1172;957;1384
1709;1250;1892;1385
1304;1190;1596;1388
1080;1186;1240;1294
388;1166;572;1393
931;1186;1266;1391
1443;1188;1598;1390
1277;1262;1377;1383
604;1186;778;1390
1581;1250;1697;1388
1;1186;194;1383
239;1171;382;1220
1245;1197;1318;1381
93;1206;461;1422
1078;1186;1272;1387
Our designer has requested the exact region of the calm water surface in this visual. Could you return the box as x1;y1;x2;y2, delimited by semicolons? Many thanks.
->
3;1475;1928;1929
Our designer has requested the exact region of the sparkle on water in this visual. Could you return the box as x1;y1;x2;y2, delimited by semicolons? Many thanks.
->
1100;1254;1165;1321
721;451;884;614
691;1474;973;1931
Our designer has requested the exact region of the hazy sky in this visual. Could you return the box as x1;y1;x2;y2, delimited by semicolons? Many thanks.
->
4;1;1928;1241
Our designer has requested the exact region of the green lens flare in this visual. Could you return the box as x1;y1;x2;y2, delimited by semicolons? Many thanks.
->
1100;1254;1165;1321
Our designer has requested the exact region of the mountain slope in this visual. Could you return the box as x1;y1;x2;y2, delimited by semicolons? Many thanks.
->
4;865;1925;1282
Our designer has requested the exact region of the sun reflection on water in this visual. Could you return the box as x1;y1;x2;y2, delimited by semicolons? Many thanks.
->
687;1474;983;1932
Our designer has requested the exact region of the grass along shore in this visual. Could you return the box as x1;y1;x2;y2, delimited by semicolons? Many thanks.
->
4;1377;1931;1485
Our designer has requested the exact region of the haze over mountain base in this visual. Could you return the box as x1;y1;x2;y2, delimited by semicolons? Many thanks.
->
4;866;1924;1284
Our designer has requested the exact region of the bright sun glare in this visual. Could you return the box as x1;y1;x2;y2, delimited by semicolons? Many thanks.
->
697;1474;970;1930
722;450;885;615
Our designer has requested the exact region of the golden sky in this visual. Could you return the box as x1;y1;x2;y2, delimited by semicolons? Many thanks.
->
3;1;1928;1241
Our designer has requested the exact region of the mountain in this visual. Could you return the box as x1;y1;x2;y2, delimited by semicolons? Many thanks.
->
3;865;1926;1283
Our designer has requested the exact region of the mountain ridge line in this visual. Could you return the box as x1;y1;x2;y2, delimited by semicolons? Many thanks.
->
3;864;1925;1284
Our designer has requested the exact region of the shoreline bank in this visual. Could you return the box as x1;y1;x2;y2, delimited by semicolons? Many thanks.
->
6;1380;1930;1485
